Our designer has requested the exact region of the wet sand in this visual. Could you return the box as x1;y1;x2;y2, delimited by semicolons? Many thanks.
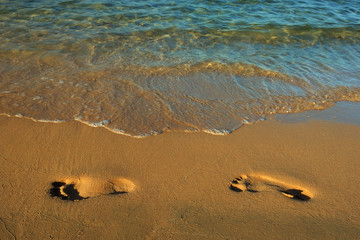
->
0;110;360;239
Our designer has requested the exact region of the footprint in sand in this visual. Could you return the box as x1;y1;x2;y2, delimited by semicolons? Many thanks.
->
49;176;135;201
229;174;313;201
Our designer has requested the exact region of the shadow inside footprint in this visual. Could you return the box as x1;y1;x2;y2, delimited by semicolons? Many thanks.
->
49;181;87;201
49;182;67;200
280;189;311;201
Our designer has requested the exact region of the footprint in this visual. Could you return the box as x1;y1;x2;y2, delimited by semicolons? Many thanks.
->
49;176;135;201
229;174;313;201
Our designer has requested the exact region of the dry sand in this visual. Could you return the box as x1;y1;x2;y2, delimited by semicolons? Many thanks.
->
0;109;360;239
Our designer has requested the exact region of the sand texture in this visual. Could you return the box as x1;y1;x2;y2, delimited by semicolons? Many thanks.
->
1;114;360;239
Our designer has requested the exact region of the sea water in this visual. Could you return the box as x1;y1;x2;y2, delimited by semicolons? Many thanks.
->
0;0;359;136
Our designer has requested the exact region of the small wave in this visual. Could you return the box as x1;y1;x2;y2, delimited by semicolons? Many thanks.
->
1;85;359;138
202;129;232;136
0;49;359;137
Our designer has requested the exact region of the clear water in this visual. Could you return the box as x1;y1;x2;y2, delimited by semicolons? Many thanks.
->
0;0;359;136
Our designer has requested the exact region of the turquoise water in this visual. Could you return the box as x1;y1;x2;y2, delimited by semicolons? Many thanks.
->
0;0;359;136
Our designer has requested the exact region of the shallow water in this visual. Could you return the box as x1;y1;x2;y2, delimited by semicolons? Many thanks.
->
273;101;360;125
0;0;359;136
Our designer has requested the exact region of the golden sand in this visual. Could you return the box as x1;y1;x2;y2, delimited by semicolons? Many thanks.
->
0;115;360;239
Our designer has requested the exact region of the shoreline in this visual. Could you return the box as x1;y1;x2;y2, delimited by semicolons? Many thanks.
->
1;106;360;239
1;101;360;139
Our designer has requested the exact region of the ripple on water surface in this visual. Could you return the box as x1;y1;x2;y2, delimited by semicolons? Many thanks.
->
0;0;359;136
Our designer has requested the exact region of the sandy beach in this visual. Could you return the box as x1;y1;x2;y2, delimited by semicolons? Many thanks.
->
1;106;360;240
1;1;360;239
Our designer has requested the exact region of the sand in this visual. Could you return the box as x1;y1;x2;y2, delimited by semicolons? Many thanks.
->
1;109;360;239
